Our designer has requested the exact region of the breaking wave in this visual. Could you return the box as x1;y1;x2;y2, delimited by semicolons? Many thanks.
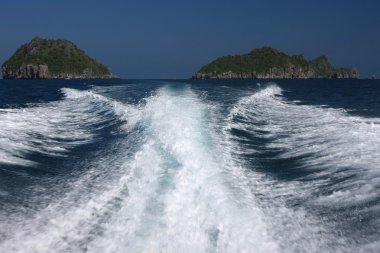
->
0;88;136;166
227;84;380;251
0;83;379;252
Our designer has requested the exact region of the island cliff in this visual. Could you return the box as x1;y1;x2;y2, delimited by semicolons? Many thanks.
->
193;47;358;79
2;37;116;79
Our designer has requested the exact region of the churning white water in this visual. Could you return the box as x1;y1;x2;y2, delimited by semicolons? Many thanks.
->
0;84;379;253
229;85;380;208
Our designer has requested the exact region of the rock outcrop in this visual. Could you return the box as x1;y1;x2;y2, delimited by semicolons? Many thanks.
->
193;47;358;79
2;37;117;79
2;64;49;79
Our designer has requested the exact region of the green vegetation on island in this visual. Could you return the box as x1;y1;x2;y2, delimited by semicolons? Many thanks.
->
2;37;115;79
194;47;358;79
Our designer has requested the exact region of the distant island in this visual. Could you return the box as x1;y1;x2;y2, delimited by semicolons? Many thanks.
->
193;47;358;79
2;37;116;79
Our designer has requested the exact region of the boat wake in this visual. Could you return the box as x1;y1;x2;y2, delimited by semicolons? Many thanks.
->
227;84;380;251
0;83;379;252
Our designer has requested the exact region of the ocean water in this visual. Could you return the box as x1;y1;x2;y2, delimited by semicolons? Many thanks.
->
0;79;380;253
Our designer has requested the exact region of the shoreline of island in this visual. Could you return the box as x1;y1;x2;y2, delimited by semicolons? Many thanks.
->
192;47;358;80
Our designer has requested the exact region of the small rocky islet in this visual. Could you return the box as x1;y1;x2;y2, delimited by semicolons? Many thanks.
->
2;37;358;80
193;47;358;79
2;37;116;79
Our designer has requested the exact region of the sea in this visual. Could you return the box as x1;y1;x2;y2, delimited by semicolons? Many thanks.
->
0;79;379;253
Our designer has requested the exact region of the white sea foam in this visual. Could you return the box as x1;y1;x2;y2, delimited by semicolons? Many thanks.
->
229;84;380;208
0;86;280;253
0;84;373;253
0;88;135;167
85;86;280;253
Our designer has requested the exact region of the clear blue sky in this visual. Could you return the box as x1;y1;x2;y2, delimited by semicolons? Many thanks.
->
1;0;379;78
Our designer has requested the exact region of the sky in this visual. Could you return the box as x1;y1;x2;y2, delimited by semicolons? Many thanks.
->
1;0;379;78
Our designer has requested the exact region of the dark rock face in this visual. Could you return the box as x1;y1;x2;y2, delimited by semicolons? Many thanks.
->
193;68;359;80
2;37;117;79
2;64;49;79
327;69;359;79
193;47;359;79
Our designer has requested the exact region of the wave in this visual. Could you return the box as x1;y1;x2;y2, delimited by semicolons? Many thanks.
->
0;84;377;252
84;86;285;252
228;84;380;208
226;84;380;252
0;88;135;167
0;86;282;253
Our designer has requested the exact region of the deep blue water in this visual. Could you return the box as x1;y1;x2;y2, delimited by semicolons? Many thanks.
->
0;79;380;253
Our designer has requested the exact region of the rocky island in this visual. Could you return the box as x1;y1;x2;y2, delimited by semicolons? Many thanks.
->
193;47;358;79
2;37;116;79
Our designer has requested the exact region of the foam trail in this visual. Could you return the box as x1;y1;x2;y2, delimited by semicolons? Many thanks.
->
229;84;380;207
0;86;279;253
0;88;136;167
86;86;278;253
226;84;380;251
1;84;369;253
